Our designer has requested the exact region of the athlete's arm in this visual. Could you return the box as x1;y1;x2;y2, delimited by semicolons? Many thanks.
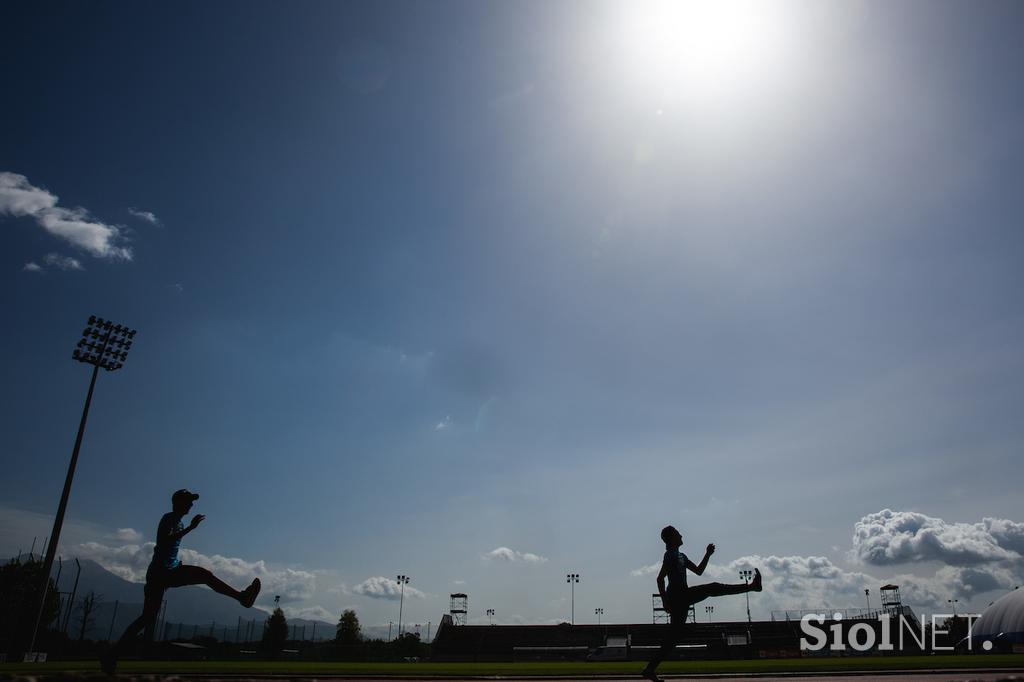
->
685;543;715;576
167;514;205;541
656;563;670;612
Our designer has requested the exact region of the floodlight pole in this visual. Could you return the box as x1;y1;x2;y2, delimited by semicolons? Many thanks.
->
566;573;579;625
397;575;410;637
27;316;135;657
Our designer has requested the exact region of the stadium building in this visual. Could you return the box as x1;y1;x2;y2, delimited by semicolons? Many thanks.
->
430;588;923;661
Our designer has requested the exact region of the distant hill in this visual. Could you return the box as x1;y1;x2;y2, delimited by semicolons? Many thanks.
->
13;555;335;641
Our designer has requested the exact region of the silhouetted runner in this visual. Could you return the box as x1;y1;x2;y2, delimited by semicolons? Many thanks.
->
642;525;762;682
102;489;260;675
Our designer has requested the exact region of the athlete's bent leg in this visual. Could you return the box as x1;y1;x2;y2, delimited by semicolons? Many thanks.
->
103;585;163;674
643;600;688;681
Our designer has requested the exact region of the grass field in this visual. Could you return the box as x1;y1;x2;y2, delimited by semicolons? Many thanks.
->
3;655;1023;677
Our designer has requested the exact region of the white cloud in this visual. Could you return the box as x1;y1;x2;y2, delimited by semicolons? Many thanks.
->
0;172;132;260
0;172;56;214
630;561;661;577
43;252;83;271
435;415;453;431
697;554;879;613
852;509;1022;566
693;552;1021;616
935;565;1018;598
127;207;161;226
982;517;1024;555
352;576;427;601
282;605;336;623
482;546;548;563
114;528;143;543
23;262;42;272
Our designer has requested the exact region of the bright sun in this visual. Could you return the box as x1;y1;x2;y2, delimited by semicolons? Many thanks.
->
612;0;798;101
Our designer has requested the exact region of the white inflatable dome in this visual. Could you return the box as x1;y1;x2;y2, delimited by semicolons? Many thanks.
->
969;587;1024;649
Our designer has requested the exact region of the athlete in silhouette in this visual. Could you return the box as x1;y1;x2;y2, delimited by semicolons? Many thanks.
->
102;489;260;675
642;525;762;682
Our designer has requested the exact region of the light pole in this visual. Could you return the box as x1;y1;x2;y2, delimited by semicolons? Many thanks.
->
397;575;410;636
705;605;714;622
595;607;604;625
29;316;136;657
566;573;580;625
865;588;871;613
486;609;495;625
740;569;753;624
948;599;959;617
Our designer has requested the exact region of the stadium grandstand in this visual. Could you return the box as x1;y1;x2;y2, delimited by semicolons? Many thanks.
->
431;586;925;661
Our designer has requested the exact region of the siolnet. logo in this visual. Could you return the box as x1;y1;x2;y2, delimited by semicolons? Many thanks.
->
799;612;988;652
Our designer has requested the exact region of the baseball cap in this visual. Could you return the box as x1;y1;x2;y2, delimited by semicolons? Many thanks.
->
172;489;200;503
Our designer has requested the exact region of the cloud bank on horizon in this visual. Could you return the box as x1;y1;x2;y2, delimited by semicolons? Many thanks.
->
10;505;1019;624
73;539;317;605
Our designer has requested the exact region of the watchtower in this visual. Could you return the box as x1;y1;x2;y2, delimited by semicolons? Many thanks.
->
653;594;696;624
880;584;902;616
450;593;468;626
652;594;668;624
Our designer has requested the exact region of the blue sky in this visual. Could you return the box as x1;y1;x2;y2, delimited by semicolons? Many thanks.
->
3;0;1024;630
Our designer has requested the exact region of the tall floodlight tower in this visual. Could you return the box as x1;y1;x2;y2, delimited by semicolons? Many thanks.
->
396;575;410;636
29;316;136;656
566;573;580;625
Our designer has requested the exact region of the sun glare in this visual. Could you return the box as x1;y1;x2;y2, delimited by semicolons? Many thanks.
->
612;0;798;101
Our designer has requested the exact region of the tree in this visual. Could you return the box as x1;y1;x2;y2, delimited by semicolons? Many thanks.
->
392;631;422;659
0;557;60;654
74;591;102;641
262;607;288;656
336;609;361;645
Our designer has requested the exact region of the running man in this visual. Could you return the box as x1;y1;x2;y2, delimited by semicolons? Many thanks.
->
642;525;762;682
102;489;261;675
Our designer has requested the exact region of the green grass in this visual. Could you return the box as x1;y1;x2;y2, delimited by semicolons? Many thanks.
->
4;655;1023;677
